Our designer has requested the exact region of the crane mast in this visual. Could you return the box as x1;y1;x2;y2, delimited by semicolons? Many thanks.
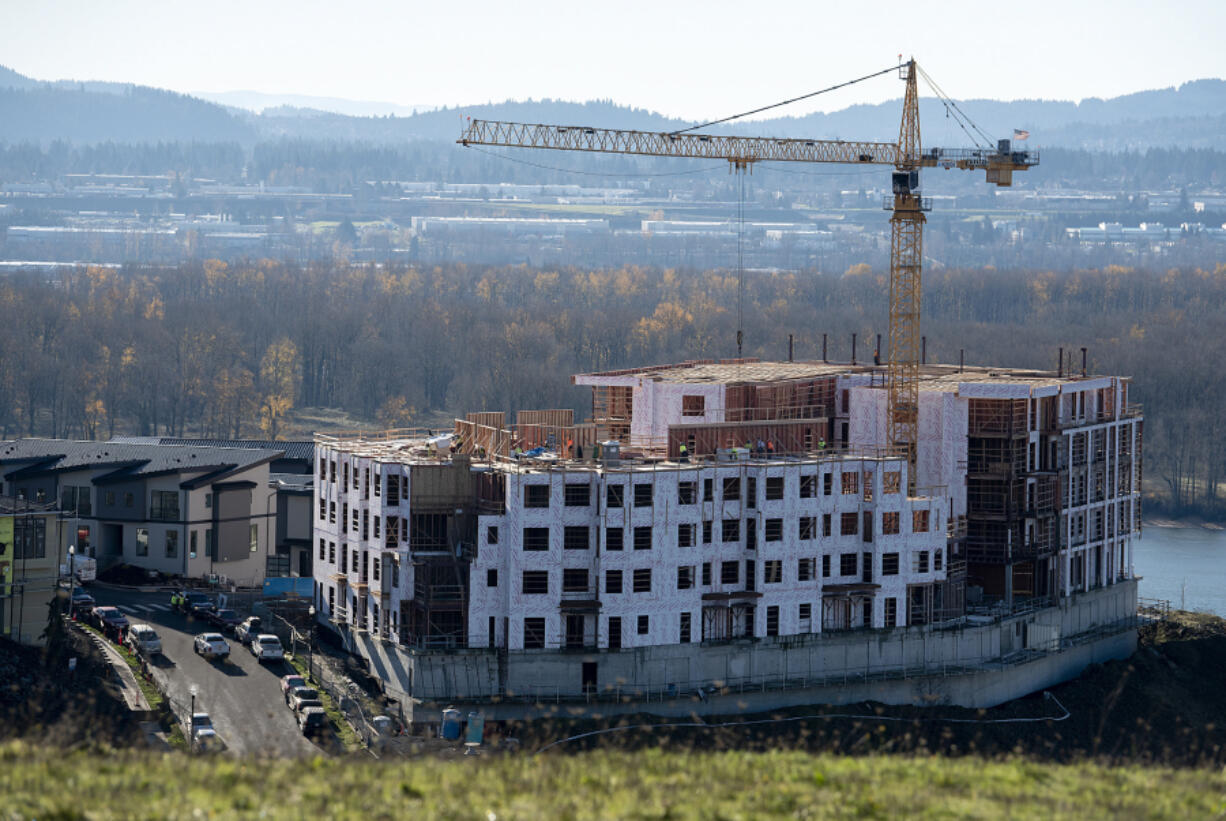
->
458;59;1038;482
889;60;924;485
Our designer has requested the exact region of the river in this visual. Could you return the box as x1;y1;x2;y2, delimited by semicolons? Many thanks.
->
1133;523;1226;616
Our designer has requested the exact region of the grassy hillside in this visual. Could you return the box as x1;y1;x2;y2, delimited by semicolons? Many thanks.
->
2;743;1224;820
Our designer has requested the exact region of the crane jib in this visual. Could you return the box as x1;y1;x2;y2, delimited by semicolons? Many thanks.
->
459;121;1037;174
460;120;902;166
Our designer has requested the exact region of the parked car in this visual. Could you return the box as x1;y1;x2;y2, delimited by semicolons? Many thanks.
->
207;608;243;633
69;588;95;612
193;632;230;659
250;634;284;663
90;605;129;633
60;553;97;584
235;616;263;645
125;623;162;656
280;674;307;698
190;712;222;751
287;686;320;713
294;697;324;716
298;706;328;737
173;591;213;616
188;595;217;618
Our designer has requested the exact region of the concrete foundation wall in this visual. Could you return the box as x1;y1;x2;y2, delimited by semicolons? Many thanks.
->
472;628;1136;720
346;580;1137;717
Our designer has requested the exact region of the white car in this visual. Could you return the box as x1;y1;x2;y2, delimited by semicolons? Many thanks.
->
126;624;162;656
249;634;284;663
193;632;230;659
235;617;263;646
190;712;223;752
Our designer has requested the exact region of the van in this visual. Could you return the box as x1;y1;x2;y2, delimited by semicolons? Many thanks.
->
60;554;97;583
126;623;162;656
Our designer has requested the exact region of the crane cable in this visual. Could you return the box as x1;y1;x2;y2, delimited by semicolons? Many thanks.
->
670;62;903;135
916;65;996;149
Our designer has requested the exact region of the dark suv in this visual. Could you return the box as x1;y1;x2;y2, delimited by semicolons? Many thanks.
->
186;592;215;618
207;608;244;633
298;707;328;737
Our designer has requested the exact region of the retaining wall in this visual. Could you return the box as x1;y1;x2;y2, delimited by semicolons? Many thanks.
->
344;580;1137;719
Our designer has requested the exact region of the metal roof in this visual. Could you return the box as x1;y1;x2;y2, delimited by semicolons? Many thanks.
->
0;439;284;483
153;438;315;462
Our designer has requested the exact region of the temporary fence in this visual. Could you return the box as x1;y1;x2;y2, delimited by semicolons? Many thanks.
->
263;608;397;750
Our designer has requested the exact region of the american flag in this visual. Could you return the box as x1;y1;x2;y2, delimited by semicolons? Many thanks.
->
1013;129;1030;140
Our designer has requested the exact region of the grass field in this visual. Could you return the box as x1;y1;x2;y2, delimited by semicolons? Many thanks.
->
2;743;1223;820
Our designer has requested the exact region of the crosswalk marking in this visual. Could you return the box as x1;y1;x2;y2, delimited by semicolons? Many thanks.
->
148;603;170;612
116;605;139;615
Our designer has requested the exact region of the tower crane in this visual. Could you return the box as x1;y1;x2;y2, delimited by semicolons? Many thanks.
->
458;59;1038;478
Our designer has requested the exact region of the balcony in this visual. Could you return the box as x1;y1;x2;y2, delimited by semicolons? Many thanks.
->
560;589;601;610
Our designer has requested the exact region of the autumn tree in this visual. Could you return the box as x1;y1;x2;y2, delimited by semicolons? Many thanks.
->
259;338;301;440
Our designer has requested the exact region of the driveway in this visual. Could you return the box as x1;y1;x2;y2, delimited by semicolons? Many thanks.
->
90;587;318;758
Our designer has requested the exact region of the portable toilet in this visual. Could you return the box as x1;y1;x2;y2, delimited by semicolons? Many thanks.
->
465;712;485;746
441;708;462;740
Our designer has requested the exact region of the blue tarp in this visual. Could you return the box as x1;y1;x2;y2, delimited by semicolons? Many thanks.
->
262;577;314;598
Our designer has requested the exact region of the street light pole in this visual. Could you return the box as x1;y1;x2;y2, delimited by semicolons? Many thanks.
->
67;545;76;621
307;605;315;680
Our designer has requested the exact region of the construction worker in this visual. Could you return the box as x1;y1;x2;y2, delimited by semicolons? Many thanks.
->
818;437;827;450
766;440;775;456
678;443;689;463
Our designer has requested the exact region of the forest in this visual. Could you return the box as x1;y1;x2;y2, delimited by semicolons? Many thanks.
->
0;259;1222;518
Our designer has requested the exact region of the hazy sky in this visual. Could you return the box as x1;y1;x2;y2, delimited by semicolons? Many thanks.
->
2;0;1224;120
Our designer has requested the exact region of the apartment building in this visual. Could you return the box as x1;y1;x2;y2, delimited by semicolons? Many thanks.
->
572;357;1141;611
311;358;1143;710
0;440;288;585
844;365;1141;606
467;454;947;652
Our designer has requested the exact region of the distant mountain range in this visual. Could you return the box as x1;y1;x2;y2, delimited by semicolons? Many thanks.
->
192;89;434;118
1;64;1224;151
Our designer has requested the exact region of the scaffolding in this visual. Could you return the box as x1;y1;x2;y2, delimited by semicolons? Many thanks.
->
591;385;633;443
725;376;837;422
967;398;1027;436
403;558;469;649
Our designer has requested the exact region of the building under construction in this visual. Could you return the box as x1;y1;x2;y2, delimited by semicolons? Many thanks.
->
312;357;1141;712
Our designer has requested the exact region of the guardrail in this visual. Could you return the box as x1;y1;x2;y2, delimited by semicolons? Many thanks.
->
1137;597;1171;620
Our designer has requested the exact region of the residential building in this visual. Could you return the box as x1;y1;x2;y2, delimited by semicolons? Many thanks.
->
0;440;292;585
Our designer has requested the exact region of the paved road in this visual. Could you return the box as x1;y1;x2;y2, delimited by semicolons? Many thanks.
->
90;587;318;758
